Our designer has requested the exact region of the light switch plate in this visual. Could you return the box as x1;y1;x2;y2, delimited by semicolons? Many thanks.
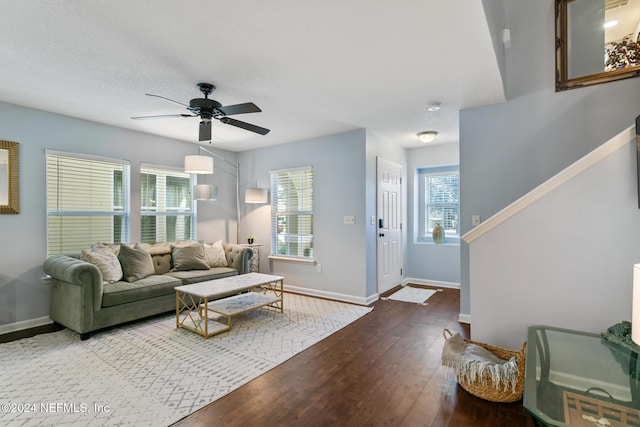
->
344;215;355;225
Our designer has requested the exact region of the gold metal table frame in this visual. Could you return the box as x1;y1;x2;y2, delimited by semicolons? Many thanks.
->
175;274;284;339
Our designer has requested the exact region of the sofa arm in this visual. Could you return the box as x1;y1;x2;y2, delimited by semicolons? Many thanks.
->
43;255;104;312
223;244;253;274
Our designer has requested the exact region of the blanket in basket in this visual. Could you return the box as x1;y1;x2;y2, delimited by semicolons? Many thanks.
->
441;331;519;393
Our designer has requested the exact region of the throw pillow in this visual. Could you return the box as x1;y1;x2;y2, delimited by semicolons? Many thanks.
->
203;240;228;268
118;244;155;282
171;243;210;271
81;246;123;285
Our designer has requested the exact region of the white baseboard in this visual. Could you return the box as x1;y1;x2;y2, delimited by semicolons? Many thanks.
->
0;316;53;335
284;285;374;306
403;278;460;289
458;313;471;324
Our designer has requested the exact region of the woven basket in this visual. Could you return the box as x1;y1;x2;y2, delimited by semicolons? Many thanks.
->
443;329;526;403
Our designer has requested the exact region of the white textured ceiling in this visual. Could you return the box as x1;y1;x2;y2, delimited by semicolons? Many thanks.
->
0;1;505;152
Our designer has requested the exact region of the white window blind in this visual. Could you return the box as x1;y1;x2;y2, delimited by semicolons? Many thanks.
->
46;151;130;255
271;166;314;258
417;165;459;242
140;163;195;243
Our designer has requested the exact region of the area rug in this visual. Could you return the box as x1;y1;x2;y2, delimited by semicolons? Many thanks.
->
0;294;372;427
382;286;441;305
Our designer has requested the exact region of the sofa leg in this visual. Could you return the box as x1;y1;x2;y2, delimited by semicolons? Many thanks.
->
80;332;91;341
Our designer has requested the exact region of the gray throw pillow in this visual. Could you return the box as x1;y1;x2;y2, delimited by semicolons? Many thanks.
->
171;243;210;271
118;244;155;282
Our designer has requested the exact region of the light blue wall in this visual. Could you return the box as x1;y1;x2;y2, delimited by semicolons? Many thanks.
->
460;0;640;317
237;130;370;303
237;129;434;302
0;101;238;328
470;132;640;349
0;98;462;329
406;143;460;284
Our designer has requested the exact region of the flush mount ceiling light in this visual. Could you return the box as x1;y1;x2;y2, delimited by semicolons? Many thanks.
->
426;103;441;112
417;131;438;144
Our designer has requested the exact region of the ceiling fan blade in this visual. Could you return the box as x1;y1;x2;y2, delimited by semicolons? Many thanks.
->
131;114;195;120
199;121;212;141
145;93;189;107
219;117;270;135
216;102;262;116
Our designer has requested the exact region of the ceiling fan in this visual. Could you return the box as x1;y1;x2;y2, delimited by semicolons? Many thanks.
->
131;83;270;141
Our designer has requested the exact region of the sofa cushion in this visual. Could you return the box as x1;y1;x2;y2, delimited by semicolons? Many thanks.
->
118;244;155;282
151;253;172;275
171;243;210;271
81;245;123;284
165;267;238;284
101;275;181;307
204;240;228;268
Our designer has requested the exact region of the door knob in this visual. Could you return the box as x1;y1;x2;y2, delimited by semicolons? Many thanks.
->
379;233;385;237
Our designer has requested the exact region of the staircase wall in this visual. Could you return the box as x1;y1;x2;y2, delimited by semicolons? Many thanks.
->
466;127;640;349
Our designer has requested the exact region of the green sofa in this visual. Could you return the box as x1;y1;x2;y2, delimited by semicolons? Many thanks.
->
43;241;253;340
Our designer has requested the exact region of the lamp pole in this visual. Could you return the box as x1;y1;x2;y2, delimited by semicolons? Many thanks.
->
197;145;241;243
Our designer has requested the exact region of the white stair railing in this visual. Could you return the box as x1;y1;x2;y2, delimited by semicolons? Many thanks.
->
462;125;636;244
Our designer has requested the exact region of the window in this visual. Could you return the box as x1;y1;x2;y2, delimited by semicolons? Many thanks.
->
46;151;130;255
271;166;313;259
140;164;195;243
417;165;459;243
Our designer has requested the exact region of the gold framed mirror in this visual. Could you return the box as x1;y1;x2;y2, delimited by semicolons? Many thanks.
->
0;140;20;214
556;0;640;91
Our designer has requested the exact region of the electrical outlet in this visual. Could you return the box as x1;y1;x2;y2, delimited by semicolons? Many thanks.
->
472;215;481;227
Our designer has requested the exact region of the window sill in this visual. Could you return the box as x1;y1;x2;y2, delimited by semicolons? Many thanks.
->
268;255;316;264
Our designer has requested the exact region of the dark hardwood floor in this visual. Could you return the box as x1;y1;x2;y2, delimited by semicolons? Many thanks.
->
0;322;65;344
172;286;535;427
0;286;533;426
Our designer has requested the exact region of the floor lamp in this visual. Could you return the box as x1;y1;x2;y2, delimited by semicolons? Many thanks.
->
195;146;241;244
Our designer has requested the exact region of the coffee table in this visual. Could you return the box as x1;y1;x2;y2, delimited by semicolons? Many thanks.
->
175;272;284;338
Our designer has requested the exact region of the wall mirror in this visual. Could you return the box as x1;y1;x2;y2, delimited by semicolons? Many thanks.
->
0;140;20;214
556;0;640;91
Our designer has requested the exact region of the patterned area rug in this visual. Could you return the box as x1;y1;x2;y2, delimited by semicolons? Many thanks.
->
382;286;441;305
0;294;372;427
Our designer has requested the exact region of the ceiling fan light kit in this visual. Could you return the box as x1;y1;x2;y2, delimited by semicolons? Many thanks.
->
132;83;270;141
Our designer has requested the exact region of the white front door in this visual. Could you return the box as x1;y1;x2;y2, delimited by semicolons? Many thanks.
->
377;157;403;294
